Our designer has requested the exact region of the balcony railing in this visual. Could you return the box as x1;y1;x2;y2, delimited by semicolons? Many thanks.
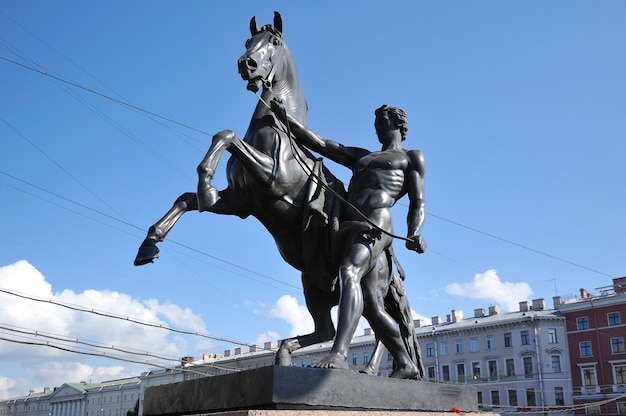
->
614;384;626;393
581;385;600;394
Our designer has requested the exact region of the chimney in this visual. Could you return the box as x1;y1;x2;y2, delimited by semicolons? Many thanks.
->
432;316;442;325
531;298;545;311
234;347;242;355
364;328;372;336
224;349;232;357
249;345;259;353
264;341;273;350
181;356;194;365
488;305;500;316
580;288;589;299
474;308;485;318
519;301;529;312
552;296;562;309
450;310;463;323
613;277;626;294
414;319;422;328
202;353;213;360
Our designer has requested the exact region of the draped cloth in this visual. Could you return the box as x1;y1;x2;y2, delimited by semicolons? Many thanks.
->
301;159;346;293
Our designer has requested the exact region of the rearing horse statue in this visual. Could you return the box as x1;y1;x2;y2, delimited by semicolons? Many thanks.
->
134;12;422;377
135;12;346;364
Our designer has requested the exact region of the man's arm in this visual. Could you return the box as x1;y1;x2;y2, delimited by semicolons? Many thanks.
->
271;100;363;168
405;149;427;253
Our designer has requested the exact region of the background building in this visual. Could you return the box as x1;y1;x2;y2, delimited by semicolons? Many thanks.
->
415;299;572;415
559;277;626;415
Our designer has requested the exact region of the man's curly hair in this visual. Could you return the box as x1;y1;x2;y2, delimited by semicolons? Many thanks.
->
375;104;409;141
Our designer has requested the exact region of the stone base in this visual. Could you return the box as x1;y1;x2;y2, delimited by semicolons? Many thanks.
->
143;366;483;415
204;412;498;416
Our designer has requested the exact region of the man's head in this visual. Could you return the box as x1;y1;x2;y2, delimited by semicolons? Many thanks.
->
375;104;408;141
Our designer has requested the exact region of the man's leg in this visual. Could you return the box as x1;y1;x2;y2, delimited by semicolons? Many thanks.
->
361;263;418;379
313;242;372;370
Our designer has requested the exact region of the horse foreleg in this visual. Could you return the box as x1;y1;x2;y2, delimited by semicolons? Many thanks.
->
197;129;279;211
134;192;198;266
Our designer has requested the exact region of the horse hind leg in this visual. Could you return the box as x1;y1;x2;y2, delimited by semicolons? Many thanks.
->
134;192;198;266
275;282;338;366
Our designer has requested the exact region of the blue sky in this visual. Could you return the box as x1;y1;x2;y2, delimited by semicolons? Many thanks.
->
1;1;625;398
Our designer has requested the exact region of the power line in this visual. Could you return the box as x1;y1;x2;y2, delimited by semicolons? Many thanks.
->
0;287;260;349
1;53;615;279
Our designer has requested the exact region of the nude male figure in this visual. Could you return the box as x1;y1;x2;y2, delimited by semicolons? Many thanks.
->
273;102;427;378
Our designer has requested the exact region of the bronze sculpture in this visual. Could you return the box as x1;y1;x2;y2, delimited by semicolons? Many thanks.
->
134;12;425;379
273;101;426;378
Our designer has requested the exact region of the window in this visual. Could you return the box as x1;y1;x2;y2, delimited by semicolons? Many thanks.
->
521;330;530;345
363;352;370;364
585;404;600;414
506;358;515;376
611;337;625;354
583;367;597;386
508;389;518;406
577;316;590;330
551;355;562;373
554;387;564;406
614;363;626;384
387;352;392;361
526;388;536;407
440;341;448;355
352;354;358;365
470;337;478;352
490;390;500;406
580;341;593;357
427;366;436;381
301;360;307;367
455;339;463;353
486;335;495;350
442;365;450;381
472;362;481;379
504;332;512;348
548;328;558;343
618;402;626;414
426;343;434;357
523;356;533;378
477;391;483;405
456;363;466;382
488;360;498;380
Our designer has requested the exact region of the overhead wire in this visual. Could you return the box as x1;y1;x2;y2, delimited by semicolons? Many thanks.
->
0;53;615;279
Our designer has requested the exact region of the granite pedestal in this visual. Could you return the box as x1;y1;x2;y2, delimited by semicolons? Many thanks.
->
143;366;483;415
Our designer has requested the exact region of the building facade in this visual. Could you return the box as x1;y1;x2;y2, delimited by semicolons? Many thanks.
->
415;299;572;415
0;379;139;416
559;277;626;415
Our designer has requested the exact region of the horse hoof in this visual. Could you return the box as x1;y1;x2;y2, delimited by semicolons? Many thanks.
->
197;187;220;212
134;239;159;266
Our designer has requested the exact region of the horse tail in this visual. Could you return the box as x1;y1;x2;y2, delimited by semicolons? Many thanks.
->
384;248;424;379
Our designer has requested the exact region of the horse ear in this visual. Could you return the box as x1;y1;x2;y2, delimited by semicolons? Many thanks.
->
273;11;283;34
250;16;259;35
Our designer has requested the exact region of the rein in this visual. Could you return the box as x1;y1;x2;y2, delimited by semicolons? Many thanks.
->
254;90;414;246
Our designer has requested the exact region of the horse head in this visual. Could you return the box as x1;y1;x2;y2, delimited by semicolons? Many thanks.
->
238;11;288;93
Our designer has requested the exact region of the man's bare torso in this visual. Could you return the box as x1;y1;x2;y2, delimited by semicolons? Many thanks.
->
346;149;412;226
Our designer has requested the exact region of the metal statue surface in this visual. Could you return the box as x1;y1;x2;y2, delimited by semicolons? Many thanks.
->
134;12;426;379
273;101;426;378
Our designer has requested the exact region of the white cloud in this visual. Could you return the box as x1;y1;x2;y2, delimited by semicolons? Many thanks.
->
268;295;314;337
0;260;213;399
444;269;533;312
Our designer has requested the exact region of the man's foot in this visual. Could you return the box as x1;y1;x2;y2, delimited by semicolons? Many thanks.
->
197;186;219;212
311;353;349;370
134;239;159;266
389;362;419;379
359;364;377;376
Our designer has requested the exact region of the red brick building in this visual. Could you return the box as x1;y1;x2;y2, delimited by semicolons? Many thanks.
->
559;277;626;415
